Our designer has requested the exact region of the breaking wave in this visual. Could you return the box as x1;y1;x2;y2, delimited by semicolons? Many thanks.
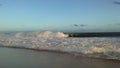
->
0;31;120;60
14;31;68;38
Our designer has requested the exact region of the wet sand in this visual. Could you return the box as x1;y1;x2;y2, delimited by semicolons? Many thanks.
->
0;47;120;68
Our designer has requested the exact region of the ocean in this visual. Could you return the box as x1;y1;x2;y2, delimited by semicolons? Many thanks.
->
0;31;120;68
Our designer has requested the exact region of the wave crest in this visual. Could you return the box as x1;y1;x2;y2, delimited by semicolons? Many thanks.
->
15;31;68;38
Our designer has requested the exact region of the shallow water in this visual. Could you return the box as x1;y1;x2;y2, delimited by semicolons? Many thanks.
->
1;32;120;60
0;47;120;68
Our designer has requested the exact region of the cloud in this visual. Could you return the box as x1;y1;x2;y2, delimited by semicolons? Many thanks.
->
113;1;120;5
0;4;2;6
115;23;120;25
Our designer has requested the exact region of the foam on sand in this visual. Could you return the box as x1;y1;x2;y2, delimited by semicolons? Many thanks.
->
0;31;120;60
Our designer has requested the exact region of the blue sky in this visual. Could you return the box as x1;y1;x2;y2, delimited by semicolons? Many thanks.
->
0;0;120;32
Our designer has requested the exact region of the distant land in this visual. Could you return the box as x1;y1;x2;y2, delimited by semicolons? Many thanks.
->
65;32;120;37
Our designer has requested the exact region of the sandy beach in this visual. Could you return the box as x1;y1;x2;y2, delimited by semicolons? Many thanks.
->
0;47;120;68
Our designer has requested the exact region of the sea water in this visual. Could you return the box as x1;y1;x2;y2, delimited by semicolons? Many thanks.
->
0;31;120;60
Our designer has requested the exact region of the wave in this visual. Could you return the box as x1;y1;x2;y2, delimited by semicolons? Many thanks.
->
14;31;68;38
0;31;120;60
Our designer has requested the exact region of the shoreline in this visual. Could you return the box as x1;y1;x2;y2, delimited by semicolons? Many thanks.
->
1;47;120;68
0;45;120;63
0;32;120;61
0;37;120;61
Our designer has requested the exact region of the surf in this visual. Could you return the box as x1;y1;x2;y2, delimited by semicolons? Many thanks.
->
0;31;120;61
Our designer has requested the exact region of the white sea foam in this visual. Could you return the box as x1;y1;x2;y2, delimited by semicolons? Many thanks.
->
14;31;68;38
0;31;120;60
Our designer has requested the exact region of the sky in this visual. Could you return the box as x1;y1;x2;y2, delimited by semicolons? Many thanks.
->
0;0;120;32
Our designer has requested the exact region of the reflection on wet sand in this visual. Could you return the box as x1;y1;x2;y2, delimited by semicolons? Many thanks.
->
0;47;120;68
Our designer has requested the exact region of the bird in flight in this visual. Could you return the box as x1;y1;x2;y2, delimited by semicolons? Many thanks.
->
73;24;86;27
74;24;79;27
80;24;86;27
